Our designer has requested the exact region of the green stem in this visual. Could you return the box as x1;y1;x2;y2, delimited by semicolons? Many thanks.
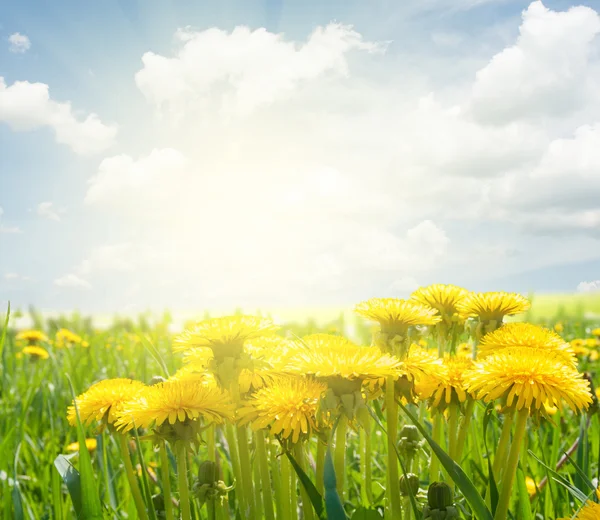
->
270;443;283;520
316;440;325;495
455;400;475;463
290;459;298;520
256;430;275;520
493;410;515;478
359;414;373;505
254;456;264;520
225;423;246;514
334;415;348;498
207;424;216;462
117;434;149;520
236;425;256;517
175;442;192;520
403;497;411;520
160;442;174;520
294;443;315;520
280;452;292;520
494;408;529;520
429;413;442;483
385;377;402;519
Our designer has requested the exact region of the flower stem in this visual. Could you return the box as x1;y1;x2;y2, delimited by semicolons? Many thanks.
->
175;441;192;520
160;442;174;520
270;443;283;520
225;423;246;514
236;425;256;517
494;408;529;520
316;439;325;495
294;443;315;520
334;415;348;498
455;399;474;463
256;430;275;520
359;413;373;505
493;409;515;478
447;402;459;490
429;413;442;483
207;424;216;462
280;451;292;520
385;377;402;519
117;434;149;520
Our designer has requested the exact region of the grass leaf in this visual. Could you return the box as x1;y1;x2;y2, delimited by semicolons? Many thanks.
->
284;449;325;519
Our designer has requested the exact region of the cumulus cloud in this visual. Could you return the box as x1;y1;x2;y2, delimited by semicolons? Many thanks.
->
8;33;31;54
0;77;117;154
135;23;381;117
577;280;600;292
37;201;62;221
54;274;92;289
470;1;600;123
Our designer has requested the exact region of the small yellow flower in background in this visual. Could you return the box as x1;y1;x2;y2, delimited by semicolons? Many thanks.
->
571;338;585;348
592;328;600;337
457;292;530;322
525;476;537;497
21;346;50;360
590;350;599;362
418;338;428;347
55;328;82;348
410;284;469;324
355;298;441;334
16;330;49;344
81;341;89;348
456;342;472;357
238;376;327;443
114;379;235;432
67;378;146;426
173;315;279;361
465;348;592;414
478;323;576;367
554;322;564;333
66;438;97;452
585;338;599;348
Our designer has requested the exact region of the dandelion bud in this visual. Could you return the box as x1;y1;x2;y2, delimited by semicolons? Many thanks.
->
149;376;166;386
197;461;218;486
427;482;453;509
400;425;420;443
399;473;420;497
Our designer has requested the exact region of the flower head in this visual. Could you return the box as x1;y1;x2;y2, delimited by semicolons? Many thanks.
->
16;330;48;343
67;378;146;426
592;328;600;337
55;328;83;348
465;348;592;414
418;355;475;409
173;315;279;361
66;438;97;452
457;292;530;322
478;323;576;367
115;379;235;432
559;489;600;520
410;284;468;323
238;376;327;443
355;298;441;334
21;346;49;360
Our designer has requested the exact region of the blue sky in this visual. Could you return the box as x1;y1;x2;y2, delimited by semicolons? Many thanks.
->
1;0;600;313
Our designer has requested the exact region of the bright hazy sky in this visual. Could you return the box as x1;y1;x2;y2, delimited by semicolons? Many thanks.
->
1;0;600;313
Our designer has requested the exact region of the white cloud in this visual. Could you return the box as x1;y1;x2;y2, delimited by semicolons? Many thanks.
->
8;33;30;54
470;1;600;123
37;201;61;221
4;272;31;281
0;77;117;154
135;23;381;117
577;280;600;292
54;274;92;289
0;206;22;234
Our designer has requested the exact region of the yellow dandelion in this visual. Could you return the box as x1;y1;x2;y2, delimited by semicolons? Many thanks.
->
571;338;585;348
67;378;146;426
592;328;600;337
554;323;564;333
287;334;401;393
238;376;327;443
457;292;530;322
21;346;50;360
456;342;472;357
55;328;82;348
585;338;599;348
114;379;235;432
559;489;600;520
15;330;49;343
170;363;217;386
525;477;537;497
478;323;576;367
66;438;97;452
421;355;475;408
465;348;591;413
355;298;441;334
400;344;443;384
173;315;279;360
410;284;469;322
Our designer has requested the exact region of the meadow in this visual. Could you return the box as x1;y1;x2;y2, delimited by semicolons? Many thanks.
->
1;286;599;520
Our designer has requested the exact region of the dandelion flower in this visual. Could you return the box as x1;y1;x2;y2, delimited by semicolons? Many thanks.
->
287;334;401;394
55;328;82;348
67;378;146;426
457;292;530;322
592;328;600;337
525;477;537;497
66;438;97;452
115;379;235;432
410;284;468;323
478;323;576;367
465;348;591;413
355;298;441;334
16;330;48;343
559;489;600;520
238;376;327;443
170;363;217;386
173;315;279;361
419;355;475;408
21;346;49;360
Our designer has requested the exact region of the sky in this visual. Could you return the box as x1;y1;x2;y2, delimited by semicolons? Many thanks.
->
1;0;600;314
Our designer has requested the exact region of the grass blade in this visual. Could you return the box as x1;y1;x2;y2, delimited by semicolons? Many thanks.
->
54;454;83;515
516;467;533;520
284;449;325;519
324;447;347;520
